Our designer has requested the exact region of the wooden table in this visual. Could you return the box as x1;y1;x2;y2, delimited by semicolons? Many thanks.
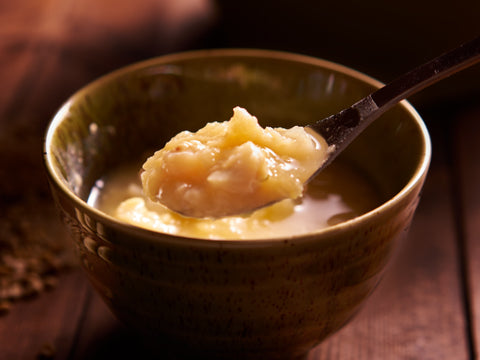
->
1;1;480;359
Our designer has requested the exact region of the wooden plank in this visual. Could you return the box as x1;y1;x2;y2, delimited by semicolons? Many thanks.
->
0;3;92;360
68;286;155;360
454;107;480;356
0;270;90;360
308;117;470;359
0;0;74;119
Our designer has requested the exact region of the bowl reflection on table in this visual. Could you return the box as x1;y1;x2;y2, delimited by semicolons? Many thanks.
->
43;49;431;360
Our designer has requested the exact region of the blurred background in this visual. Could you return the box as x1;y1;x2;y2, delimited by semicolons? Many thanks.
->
213;1;480;108
3;0;480;109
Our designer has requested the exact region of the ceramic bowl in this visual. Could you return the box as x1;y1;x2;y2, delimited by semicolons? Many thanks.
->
44;49;431;359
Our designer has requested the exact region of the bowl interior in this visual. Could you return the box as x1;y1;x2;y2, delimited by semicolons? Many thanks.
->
45;49;429;222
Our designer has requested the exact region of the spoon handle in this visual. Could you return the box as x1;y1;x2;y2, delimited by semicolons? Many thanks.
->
310;36;480;165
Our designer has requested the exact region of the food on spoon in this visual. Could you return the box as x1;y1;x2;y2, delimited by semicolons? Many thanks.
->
141;107;329;218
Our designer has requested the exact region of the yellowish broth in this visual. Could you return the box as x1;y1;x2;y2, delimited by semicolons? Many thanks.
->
89;160;383;240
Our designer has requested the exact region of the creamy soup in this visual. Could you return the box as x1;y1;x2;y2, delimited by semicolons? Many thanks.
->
89;159;383;240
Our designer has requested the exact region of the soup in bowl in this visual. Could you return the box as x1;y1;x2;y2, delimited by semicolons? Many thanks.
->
44;49;431;359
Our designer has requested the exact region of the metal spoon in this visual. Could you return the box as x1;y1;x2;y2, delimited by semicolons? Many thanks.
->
307;35;480;179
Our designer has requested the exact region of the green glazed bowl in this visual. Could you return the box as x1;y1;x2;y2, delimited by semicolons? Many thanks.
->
44;49;431;359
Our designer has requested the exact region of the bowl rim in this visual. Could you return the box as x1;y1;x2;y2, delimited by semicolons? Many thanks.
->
43;48;432;247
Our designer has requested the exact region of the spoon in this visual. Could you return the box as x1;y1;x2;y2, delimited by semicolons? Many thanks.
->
307;35;480;178
151;36;480;219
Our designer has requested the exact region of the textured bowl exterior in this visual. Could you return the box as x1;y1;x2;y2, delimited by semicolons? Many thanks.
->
44;49;431;359
52;181;421;359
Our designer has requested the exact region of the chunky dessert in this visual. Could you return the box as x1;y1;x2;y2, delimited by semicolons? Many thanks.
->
141;107;330;218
